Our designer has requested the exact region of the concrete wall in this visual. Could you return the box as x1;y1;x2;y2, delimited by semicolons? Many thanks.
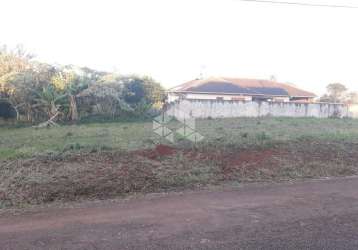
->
167;99;356;119
349;104;358;118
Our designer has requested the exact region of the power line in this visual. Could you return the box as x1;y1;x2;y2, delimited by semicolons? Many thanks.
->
239;0;358;9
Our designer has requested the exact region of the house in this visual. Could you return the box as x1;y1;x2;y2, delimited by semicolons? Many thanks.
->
168;77;316;103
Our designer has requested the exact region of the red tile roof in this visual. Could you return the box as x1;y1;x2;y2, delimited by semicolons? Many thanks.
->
169;77;316;98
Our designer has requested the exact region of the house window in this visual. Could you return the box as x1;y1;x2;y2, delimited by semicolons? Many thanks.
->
216;97;224;101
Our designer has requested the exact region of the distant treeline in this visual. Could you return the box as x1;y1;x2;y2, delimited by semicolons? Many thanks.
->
0;45;165;123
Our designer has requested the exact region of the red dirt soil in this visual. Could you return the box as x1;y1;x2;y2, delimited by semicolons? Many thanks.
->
219;149;278;179
2;142;358;208
134;144;177;159
134;144;278;172
226;149;276;167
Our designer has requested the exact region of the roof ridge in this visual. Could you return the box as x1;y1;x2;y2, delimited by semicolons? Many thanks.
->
169;77;316;97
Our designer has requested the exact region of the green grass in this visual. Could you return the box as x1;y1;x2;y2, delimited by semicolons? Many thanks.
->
0;122;156;160
197;117;358;145
1;117;358;160
2;117;358;208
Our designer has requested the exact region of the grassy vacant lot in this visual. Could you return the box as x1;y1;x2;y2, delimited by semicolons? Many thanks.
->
1;117;358;208
1;117;358;160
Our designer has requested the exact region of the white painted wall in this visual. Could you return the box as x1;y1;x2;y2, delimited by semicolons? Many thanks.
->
272;97;290;102
167;99;354;119
349;104;358;118
185;93;252;101
167;92;252;102
167;92;180;102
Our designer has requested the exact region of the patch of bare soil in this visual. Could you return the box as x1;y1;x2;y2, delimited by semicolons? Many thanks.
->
1;142;358;208
134;144;177;159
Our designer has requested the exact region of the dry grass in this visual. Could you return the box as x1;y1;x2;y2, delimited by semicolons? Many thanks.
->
1;140;358;208
2;117;358;208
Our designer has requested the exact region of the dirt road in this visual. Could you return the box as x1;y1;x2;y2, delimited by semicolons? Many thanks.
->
1;177;358;250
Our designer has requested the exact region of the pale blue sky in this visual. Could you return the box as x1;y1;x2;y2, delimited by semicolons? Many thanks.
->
1;0;358;94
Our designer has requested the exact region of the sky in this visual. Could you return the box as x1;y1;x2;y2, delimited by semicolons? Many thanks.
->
1;0;358;95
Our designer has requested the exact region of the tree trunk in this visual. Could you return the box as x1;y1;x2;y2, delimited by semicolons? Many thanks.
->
13;106;19;121
69;95;79;121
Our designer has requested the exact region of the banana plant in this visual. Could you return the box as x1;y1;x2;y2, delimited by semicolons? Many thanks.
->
33;85;68;120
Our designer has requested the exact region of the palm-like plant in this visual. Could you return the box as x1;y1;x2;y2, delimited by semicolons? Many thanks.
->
33;85;68;120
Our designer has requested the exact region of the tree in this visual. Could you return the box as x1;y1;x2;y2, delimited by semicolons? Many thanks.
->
123;77;146;104
0;45;33;78
0;46;47;121
0;44;165;123
320;83;348;103
2;70;38;121
77;74;132;118
346;92;358;104
33;85;68;121
122;75;165;115
0;45;32;96
51;69;79;121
